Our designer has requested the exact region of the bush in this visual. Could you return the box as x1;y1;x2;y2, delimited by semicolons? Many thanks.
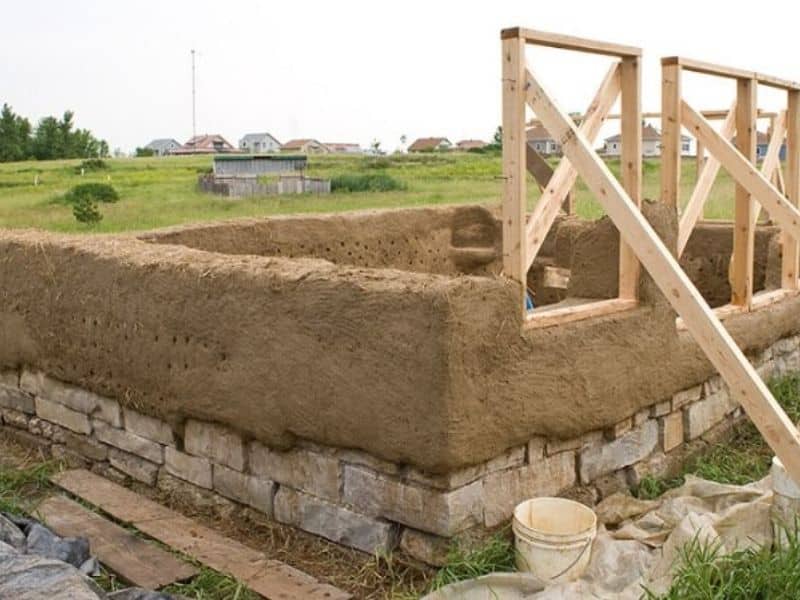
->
330;173;406;193
64;182;119;204
72;195;102;225
74;158;108;173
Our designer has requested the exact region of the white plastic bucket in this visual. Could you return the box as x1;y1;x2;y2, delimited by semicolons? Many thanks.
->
512;497;597;583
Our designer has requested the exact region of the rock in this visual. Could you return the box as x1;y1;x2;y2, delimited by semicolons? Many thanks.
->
579;420;659;483
249;442;340;500
123;409;174;446
25;523;91;569
109;588;183;599
0;547;105;600
164;447;212;489
184;420;245;471
0;514;26;551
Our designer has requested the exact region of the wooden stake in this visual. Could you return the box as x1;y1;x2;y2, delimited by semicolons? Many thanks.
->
619;55;642;300
784;91;800;289
731;78;756;308
502;35;528;311
524;65;800;488
661;63;682;209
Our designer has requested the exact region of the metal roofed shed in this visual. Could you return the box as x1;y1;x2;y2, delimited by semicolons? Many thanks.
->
213;154;307;177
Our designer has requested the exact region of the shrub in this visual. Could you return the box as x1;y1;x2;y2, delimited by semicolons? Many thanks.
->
330;173;406;193
64;182;119;204
74;158;108;173
72;195;102;225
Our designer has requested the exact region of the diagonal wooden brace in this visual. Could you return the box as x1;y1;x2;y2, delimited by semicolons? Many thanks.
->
523;63;621;272
525;65;800;487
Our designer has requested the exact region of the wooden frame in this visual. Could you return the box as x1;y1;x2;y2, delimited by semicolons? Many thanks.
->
501;30;641;324
502;28;800;485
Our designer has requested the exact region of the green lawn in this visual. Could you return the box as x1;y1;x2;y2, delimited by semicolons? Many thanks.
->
0;152;738;234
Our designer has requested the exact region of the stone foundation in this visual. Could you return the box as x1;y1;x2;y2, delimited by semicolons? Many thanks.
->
2;334;798;565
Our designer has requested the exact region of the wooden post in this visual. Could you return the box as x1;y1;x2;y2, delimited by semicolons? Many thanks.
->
661;62;682;209
731;78;757;308
696;139;704;179
784;90;800;289
502;34;528;312
619;56;642;299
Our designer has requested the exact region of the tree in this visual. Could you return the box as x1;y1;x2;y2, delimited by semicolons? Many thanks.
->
0;104;32;162
493;126;503;146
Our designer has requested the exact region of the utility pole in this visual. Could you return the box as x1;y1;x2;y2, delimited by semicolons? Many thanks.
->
191;49;196;139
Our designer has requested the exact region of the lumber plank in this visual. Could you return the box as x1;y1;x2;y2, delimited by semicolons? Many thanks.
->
525;298;636;329
680;101;800;247
661;63;682;208
542;266;570;289
675;288;800;330
502;34;528;305
524;65;800;487
52;469;351;600
661;56;800;91
677;102;737;256
526;143;572;213
619;55;642;300
524;62;621;272
500;27;641;57
785;91;800;289
731;78;757;308
37;495;198;589
752;110;787;226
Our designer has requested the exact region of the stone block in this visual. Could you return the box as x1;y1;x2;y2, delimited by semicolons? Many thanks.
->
94;420;163;464
185;420;245;471
34;397;91;435
156;470;236;517
773;336;799;356
28;417;65;443
399;528;450;566
0;371;18;387
684;390;736;440
1;407;30;429
546;431;602;456
124;409;174;445
1;424;52;453
660;412;684;452
108;448;159;485
579;420;658;484
651;400;672;418
91;462;128;485
482;451;577;528
249;442;339;500
94;397;122;428
21;370;121;426
702;376;724;398
406;445;526;491
672;384;702;410
633;409;650;427
343;466;482;537
331;447;402;476
275;486;398;554
63;431;108;461
0;385;34;415
213;464;275;514
164;446;212;489
50;444;91;469
527;437;546;461
605;418;632;441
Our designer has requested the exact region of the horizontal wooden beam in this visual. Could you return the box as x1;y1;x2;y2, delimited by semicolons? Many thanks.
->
662;56;800;91
501;27;641;57
525;298;636;329
527;109;775;125
525;63;800;490
676;288;800;330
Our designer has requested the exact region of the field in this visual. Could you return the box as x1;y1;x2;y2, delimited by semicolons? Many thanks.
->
0;152;739;233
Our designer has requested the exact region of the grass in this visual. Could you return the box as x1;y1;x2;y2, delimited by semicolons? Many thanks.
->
427;531;517;592
0;151;740;233
0;458;59;515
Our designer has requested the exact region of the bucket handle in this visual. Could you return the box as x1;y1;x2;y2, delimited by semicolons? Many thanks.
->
549;536;594;581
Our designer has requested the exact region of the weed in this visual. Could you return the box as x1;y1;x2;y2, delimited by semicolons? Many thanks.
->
162;567;258;600
428;531;516;591
0;459;58;515
330;173;406;192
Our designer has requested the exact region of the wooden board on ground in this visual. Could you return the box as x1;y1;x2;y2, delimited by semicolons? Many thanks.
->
37;495;198;589
52;469;352;600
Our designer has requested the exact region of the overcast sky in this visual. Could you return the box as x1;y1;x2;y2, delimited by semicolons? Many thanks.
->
2;0;798;152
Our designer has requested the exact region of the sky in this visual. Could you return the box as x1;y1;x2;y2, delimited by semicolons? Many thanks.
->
2;0;799;153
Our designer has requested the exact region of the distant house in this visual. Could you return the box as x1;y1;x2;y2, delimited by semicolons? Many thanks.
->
603;123;692;157
144;138;181;156
281;139;329;154
325;143;362;154
527;124;560;156
239;132;281;154
456;139;488;151
172;134;239;155
753;131;787;160
408;137;452;152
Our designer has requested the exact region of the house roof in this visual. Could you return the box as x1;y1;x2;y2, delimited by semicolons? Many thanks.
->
240;132;280;143
456;139;488;149
173;134;238;154
408;137;451;151
324;142;361;151
526;124;554;142
281;138;326;150
604;123;690;143
145;138;180;149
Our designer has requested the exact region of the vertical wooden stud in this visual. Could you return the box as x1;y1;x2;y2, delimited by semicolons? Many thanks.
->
619;56;642;299
502;34;528;313
661;63;682;209
783;90;800;289
731;78;757;307
696;139;704;180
